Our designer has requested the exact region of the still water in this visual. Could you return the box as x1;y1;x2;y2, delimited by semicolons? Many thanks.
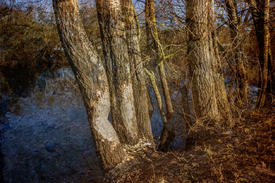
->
0;67;257;182
0;68;165;182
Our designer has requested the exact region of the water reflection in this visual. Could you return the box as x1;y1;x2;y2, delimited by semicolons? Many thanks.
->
1;68;99;182
0;67;258;182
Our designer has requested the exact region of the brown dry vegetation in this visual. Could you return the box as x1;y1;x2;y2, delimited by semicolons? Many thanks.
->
98;106;274;183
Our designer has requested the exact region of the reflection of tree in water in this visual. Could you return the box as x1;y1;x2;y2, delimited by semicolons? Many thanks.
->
0;51;67;97
0;4;68;97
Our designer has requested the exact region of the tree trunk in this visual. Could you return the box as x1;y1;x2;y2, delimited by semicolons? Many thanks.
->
121;0;153;141
249;0;273;108
186;0;231;121
210;0;232;121
96;0;139;145
225;0;248;108
181;84;192;129
145;0;175;151
52;0;124;171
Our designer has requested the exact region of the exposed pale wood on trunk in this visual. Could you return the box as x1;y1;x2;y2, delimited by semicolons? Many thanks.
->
96;0;139;144
121;0;153;141
52;0;124;171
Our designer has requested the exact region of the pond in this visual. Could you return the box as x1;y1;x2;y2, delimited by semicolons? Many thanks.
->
0;66;258;182
0;68;167;182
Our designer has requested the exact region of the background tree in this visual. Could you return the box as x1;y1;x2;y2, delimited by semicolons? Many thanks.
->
186;0;231;122
224;0;248;108
145;0;176;151
248;0;274;108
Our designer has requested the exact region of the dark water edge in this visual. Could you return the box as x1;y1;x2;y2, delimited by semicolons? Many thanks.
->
0;69;97;182
0;132;4;183
0;66;258;182
0;95;10;183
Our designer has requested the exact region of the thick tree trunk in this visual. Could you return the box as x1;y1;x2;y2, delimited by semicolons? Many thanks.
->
249;0;273;108
121;0;153;141
52;0;124;171
225;0;248;108
96;0;139;145
186;0;231;121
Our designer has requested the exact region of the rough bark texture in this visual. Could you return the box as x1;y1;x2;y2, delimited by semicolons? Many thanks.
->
52;0;124;172
186;0;231;121
96;0;139;144
210;0;232;121
225;0;248;107
121;0;153;141
249;0;273;108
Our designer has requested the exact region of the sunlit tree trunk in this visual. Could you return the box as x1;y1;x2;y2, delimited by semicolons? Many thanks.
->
225;0;248;108
52;0;124;171
186;0;231;121
121;0;153;141
249;0;273;108
145;0;175;151
95;0;139;144
210;0;232;120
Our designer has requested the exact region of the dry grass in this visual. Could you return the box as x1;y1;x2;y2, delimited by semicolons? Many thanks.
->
102;106;275;183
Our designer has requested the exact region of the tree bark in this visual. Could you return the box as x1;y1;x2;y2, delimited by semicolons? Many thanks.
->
186;0;231;121
225;0;248;108
96;0;139;145
210;0;232;120
249;0;273;108
52;0;124;171
145;0;175;151
121;0;153;141
181;84;192;128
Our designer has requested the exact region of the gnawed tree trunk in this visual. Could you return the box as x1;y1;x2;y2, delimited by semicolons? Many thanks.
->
249;0;273;108
186;0;231;121
96;0;139;145
145;0;175;151
52;0;124;171
121;0;153;141
225;0;248;108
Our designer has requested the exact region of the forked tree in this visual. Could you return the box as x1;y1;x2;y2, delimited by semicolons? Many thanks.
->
96;0;153;144
53;0;232;173
52;0;153;172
